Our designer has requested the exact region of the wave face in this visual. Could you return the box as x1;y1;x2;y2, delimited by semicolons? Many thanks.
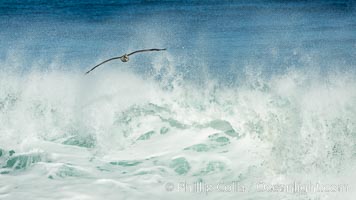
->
1;68;356;199
1;1;356;200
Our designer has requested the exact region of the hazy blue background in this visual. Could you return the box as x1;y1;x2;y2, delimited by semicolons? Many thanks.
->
1;0;355;82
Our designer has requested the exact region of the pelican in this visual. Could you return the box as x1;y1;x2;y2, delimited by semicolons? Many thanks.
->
85;48;166;75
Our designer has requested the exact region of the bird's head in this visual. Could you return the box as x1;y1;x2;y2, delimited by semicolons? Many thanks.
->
120;54;129;62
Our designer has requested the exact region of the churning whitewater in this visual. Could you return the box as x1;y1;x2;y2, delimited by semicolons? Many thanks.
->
1;65;356;199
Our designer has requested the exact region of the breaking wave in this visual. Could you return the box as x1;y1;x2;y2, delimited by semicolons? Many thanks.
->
0;60;356;199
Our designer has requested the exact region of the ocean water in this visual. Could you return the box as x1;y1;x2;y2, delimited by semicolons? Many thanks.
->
0;1;356;199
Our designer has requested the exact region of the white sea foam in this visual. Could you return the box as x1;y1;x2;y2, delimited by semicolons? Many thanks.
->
0;60;355;199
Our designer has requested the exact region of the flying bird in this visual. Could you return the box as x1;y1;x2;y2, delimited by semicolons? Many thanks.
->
85;48;166;75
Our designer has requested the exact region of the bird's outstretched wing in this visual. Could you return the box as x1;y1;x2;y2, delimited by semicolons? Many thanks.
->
85;56;122;75
127;48;166;56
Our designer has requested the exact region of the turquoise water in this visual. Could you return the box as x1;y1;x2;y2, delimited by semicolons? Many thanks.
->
0;1;356;199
